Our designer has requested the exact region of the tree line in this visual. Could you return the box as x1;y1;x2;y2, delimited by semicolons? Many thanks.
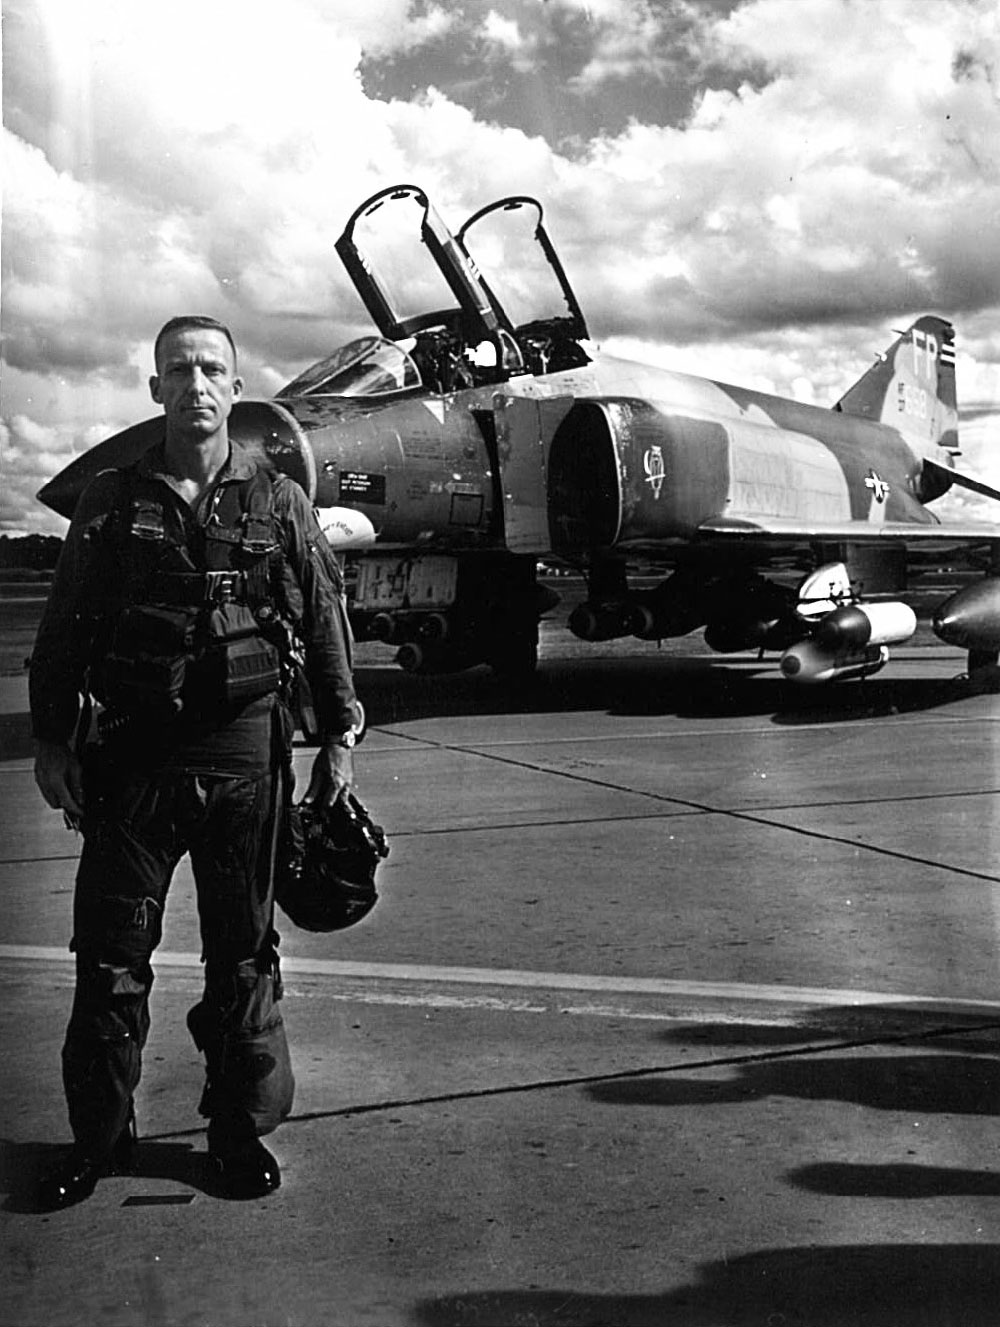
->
0;534;63;571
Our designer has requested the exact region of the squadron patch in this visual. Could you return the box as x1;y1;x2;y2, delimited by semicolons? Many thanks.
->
643;445;665;500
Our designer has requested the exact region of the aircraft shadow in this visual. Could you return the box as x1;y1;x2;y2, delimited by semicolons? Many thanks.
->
656;1005;1000;1052
789;1161;1000;1198
587;1050;1000;1117
0;639;980;764
414;1245;1000;1327
353;654;976;730
0;654;979;769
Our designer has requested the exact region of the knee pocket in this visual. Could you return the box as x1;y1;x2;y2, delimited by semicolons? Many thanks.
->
229;1018;288;1083
194;1012;295;1131
229;1020;295;1129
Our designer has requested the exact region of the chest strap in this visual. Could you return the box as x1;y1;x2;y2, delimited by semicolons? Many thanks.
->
148;569;252;607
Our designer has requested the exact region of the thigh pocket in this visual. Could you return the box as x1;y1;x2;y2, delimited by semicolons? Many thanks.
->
72;894;163;970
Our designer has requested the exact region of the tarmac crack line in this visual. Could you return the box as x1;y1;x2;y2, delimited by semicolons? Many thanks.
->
385;786;1000;841
141;1019;1000;1141
0;853;80;866
7;782;999;867
383;730;1000;887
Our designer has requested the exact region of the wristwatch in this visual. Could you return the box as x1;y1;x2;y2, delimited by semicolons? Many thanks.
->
331;730;356;750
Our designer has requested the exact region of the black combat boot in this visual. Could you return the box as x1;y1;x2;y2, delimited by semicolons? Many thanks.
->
206;1109;281;1199
35;1104;137;1211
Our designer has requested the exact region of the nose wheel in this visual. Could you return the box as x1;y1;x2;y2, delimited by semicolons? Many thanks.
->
488;626;539;682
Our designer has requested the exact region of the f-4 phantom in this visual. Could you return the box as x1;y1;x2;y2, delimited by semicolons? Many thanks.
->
40;183;1000;685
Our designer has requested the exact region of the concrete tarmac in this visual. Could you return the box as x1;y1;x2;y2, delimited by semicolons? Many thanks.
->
2;619;1000;1326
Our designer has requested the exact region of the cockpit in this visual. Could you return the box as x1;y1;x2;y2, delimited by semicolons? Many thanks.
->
277;328;528;400
278;186;592;401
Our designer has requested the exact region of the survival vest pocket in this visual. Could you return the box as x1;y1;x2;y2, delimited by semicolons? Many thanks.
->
205;602;282;706
114;604;198;654
99;605;197;714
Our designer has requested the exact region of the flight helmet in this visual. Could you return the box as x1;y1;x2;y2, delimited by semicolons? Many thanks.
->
276;794;389;932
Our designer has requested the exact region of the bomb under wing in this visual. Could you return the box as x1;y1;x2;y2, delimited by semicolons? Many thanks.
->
933;577;1000;654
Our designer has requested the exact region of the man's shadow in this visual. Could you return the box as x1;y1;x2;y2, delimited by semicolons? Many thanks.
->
1;1134;244;1211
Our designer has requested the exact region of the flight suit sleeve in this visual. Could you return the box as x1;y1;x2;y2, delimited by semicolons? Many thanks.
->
272;477;358;737
29;470;122;745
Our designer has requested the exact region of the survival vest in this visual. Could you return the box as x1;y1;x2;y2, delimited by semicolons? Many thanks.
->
90;464;293;720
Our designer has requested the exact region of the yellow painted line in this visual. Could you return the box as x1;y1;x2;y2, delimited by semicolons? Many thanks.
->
2;944;999;1015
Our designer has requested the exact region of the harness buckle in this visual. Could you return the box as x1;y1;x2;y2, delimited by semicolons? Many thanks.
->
204;570;242;603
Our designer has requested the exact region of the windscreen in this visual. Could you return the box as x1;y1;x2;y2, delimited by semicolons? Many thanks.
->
278;337;422;397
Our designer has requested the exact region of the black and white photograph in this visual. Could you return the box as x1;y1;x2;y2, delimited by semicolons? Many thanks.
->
2;1;1000;1323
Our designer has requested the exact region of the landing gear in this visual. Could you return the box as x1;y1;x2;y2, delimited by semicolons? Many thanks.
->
486;562;542;682
963;648;1000;693
349;552;548;681
488;620;539;682
968;649;999;671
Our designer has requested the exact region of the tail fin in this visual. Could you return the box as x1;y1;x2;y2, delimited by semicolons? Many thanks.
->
833;315;958;455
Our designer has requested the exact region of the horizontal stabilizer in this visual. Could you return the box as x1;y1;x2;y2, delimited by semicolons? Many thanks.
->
923;457;1000;505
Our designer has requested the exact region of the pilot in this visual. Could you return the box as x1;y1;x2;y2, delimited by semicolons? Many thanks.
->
30;315;360;1207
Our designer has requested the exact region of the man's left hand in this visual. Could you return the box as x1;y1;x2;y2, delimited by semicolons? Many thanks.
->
301;740;354;810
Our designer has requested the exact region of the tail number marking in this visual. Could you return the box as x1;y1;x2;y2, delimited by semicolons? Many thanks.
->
897;382;929;419
910;329;938;382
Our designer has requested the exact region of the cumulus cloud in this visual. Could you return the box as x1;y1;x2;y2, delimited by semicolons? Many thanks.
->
0;415;119;535
483;10;526;53
344;0;458;55
561;0;1000;342
567;0;717;90
3;0;999;536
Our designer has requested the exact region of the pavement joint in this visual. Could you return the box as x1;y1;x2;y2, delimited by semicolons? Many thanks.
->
374;731;1000;886
378;789;1000;841
137;1017;1000;1143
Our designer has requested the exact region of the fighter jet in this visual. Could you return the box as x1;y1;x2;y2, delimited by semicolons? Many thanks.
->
39;183;1000;685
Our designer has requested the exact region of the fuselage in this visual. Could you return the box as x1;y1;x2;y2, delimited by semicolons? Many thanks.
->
277;348;933;557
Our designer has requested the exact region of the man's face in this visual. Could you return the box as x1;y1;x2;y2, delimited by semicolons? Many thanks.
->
149;328;243;439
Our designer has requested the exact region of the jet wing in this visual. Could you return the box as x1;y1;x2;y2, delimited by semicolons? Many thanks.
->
695;515;1000;542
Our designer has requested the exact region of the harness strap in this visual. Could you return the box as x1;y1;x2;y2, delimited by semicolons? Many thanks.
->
243;470;280;554
240;470;283;606
148;569;251;607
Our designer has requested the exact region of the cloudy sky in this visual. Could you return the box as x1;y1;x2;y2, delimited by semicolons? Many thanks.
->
3;0;999;535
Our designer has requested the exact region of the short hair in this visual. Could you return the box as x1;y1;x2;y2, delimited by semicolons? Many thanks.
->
154;316;238;371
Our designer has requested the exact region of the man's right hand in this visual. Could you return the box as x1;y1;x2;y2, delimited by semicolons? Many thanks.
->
34;741;85;821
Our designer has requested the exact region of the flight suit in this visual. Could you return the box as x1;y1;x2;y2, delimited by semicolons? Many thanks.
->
31;440;357;1163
